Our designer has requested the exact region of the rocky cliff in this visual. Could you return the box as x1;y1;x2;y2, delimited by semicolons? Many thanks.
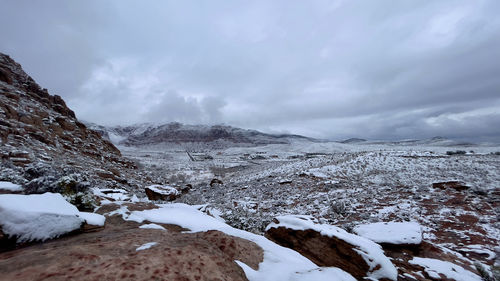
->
0;53;137;195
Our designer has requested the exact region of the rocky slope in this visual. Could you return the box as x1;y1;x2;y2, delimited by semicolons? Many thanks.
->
0;53;139;196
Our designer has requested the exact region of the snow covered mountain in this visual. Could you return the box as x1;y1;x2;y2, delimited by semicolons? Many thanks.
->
85;122;319;148
337;136;478;146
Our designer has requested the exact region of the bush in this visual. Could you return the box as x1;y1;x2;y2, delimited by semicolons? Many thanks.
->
446;150;466;155
329;200;349;217
222;208;271;234
63;191;96;212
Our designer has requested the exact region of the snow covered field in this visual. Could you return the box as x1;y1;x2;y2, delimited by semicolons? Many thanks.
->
119;140;500;270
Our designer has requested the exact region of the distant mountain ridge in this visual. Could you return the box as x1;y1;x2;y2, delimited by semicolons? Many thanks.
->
85;122;318;148
338;136;477;146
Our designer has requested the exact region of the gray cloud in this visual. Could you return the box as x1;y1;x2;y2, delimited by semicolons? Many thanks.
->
1;0;499;141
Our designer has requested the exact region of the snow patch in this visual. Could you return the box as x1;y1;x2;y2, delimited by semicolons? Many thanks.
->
77;212;106;226
0;193;84;242
139;223;166;230
353;221;422;245
409;257;481;281
136;242;158;251
0;181;23;192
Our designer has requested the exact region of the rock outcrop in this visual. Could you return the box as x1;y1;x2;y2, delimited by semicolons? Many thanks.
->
0;202;264;281
144;185;179;201
0;53;138;193
432;181;469;191
265;215;397;281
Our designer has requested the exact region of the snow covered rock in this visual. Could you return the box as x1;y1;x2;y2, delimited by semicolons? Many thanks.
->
432;181;469;191
0;193;83;242
353;221;423;245
123;203;357;281
210;178;224;187
0;181;23;194
144;184;179;201
0;204;261;281
0;192;105;242
265;215;398;281
0;52;139;197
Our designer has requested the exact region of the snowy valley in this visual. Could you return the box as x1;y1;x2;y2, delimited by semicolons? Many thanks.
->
1;52;499;281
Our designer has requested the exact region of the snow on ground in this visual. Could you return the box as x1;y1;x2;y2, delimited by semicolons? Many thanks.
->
0;193;83;242
286;267;356;281
117;203;357;281
0;193;105;241
0;181;22;192
77;212;106;226
457;244;497;260
353;222;422;245
266;215;398;281
409;257;482;281
139;223;166;230
117;141;499;271
135;242;158;251
103;192;130;201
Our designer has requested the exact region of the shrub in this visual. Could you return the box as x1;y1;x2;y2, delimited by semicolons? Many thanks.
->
63;191;96;212
446;150;466;155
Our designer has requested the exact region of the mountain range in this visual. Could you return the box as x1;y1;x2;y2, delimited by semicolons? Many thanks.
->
85;122;318;148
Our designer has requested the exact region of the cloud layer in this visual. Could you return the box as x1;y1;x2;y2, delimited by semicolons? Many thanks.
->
1;0;499;141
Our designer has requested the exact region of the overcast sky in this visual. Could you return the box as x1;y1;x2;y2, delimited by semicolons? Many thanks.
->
1;0;500;141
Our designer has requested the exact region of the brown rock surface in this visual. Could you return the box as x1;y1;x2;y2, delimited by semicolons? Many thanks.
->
266;226;381;281
145;186;179;201
383;241;481;281
432;181;469;191
0;204;264;281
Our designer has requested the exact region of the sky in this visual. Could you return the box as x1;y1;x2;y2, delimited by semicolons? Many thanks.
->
1;0;500;141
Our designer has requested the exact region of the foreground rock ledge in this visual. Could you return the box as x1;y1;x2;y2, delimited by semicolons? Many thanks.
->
0;204;264;281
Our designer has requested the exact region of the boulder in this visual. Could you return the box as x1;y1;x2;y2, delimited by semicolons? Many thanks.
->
95;169;116;180
145;185;179;201
179;184;192;194
210;178;223;187
383;241;483;281
432;181;469;191
265;215;397;281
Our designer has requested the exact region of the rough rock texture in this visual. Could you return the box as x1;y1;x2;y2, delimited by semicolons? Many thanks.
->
265;226;383;281
0;53;139;192
432;181;469;191
0;203;264;281
383;242;482;281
